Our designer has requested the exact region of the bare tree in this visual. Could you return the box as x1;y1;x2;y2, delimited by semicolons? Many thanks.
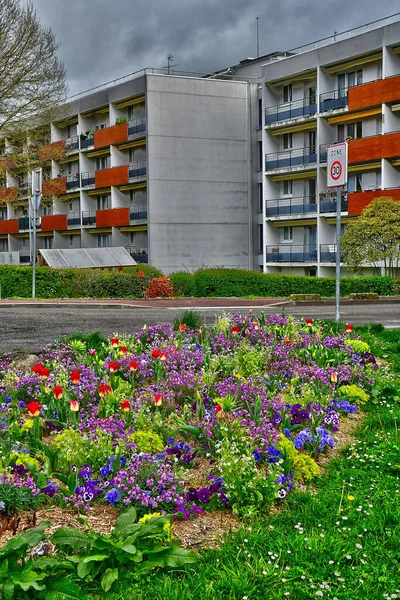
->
0;0;67;137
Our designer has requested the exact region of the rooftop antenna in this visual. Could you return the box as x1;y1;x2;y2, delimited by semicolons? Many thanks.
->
256;16;260;58
165;53;177;75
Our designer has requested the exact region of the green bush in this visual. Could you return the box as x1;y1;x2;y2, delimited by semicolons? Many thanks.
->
169;271;196;296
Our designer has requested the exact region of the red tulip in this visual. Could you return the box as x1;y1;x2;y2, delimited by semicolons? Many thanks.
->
231;326;240;335
69;400;80;412
249;309;253;315
70;370;81;384
41;367;50;379
110;337;119;348
152;349;160;359
284;337;292;344
27;401;41;417
129;360;139;371
99;384;112;397
32;363;50;378
160;351;167;361
216;404;222;413
53;385;63;400
154;394;163;406
179;324;187;331
306;318;313;325
137;269;145;277
119;346;128;355
331;371;338;384
108;361;119;373
345;323;353;333
253;322;259;330
120;400;131;412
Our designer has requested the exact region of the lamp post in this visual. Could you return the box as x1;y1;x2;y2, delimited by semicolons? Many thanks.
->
31;168;42;299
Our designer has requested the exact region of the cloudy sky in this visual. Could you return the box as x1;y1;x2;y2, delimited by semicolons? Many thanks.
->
30;0;400;97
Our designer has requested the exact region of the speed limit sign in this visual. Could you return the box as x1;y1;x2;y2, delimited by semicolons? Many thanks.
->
327;142;348;188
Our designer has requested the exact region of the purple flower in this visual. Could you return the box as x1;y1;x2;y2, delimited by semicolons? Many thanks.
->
197;487;211;504
105;488;121;505
41;483;58;497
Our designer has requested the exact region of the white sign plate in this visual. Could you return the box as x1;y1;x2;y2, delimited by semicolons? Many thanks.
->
327;142;348;188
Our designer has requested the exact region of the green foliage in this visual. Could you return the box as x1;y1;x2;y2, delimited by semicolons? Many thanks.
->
52;428;123;472
342;197;400;278
345;338;370;354
51;507;198;592
0;483;45;517
57;331;107;353
173;310;203;331
124;264;164;278
115;117;127;124
169;272;196;297
276;437;321;482
129;431;164;454
339;384;369;404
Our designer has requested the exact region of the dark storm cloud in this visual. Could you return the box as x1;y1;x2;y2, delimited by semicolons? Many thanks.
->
30;0;400;96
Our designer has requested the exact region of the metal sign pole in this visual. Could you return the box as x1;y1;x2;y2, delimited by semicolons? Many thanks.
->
31;168;42;300
335;188;341;323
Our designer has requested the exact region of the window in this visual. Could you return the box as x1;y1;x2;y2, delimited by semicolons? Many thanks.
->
283;226;293;241
258;98;263;129
257;141;263;170
43;237;53;249
309;179;316;203
283;84;292;103
348;174;362;192
346;121;362;140
0;239;8;252
258;224;263;253
42;205;52;216
96;195;110;210
308;86;316;105
258;183;263;212
338;73;346;97
130;232;136;245
95;123;107;130
308;131;316;153
283;133;292;150
96;156;109;170
376;115;382;134
377;60;383;80
340;223;346;236
348;71;356;88
376;171;382;189
357;70;363;85
0;207;7;220
69;235;75;246
97;234;110;248
283;180;293;196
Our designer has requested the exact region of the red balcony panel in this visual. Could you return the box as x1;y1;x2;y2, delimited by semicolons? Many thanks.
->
0;187;18;202
96;207;129;228
94;123;128;149
348;75;400;111
38;141;66;161
348;131;400;164
0;158;16;171
95;165;128;188
0;219;18;234
348;188;400;215
41;214;67;231
42;177;67;196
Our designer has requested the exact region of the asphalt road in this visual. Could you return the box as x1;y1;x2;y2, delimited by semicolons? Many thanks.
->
0;302;399;354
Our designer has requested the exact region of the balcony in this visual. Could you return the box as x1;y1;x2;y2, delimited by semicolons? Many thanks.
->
81;171;95;189
96;207;129;228
266;244;317;262
95;165;129;189
0;218;18;234
18;216;30;231
265;98;317;125
0;157;16;171
129;205;148;222
65;136;79;153
80;132;94;150
265;146;317;171
67;211;81;228
41;214;67;232
0;187;18;202
320;244;344;262
348;75;399;111
320;89;348;112
128;161;147;181
128;117;146;137
94;123;128;149
348;187;400;215
320;194;348;213
18;182;30;197
266;196;317;217
66;174;80;191
127;247;148;263
82;210;96;226
348;131;400;164
19;251;32;265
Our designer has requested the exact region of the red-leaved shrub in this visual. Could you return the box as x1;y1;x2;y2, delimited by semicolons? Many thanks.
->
144;277;175;298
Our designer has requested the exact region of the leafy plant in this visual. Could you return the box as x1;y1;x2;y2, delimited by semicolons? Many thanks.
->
173;310;203;331
144;276;175;298
0;483;44;517
129;430;164;454
51;507;198;592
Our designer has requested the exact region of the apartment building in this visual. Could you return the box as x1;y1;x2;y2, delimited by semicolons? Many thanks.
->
0;74;253;274
260;19;400;276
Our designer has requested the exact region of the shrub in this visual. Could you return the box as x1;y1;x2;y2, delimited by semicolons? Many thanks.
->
170;271;196;296
129;431;164;454
144;276;175;298
125;264;164;278
276;437;320;482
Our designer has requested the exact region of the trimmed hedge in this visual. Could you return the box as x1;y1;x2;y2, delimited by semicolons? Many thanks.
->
0;266;150;299
189;268;397;298
169;271;196;297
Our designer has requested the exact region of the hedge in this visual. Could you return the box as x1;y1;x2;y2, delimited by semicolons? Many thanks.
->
169;272;196;297
189;268;397;298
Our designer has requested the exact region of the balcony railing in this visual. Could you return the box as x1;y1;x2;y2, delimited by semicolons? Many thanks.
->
66;174;80;190
129;205;148;221
265;98;317;125
65;135;79;153
80;132;94;149
128;161;147;180
320;244;344;262
128;117;146;136
18;216;30;231
127;247;148;263
19;251;32;265
266;196;317;217
265;146;317;171
320;194;348;213
319;89;348;112
82;210;96;226
266;244;317;262
81;171;95;188
67;211;81;227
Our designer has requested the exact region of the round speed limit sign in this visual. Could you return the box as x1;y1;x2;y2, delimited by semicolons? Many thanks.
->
330;160;342;181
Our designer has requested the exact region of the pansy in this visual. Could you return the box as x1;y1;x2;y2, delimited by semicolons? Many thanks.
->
108;361;119;373
70;370;81;384
105;488;121;505
53;385;63;399
120;400;131;412
26;401;41;417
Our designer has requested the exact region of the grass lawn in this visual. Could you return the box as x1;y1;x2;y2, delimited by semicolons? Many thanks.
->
87;325;400;600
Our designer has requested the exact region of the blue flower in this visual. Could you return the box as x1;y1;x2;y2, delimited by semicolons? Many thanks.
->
252;449;262;462
101;465;110;477
283;428;291;439
105;488;121;505
0;501;5;511
167;436;176;445
18;401;26;408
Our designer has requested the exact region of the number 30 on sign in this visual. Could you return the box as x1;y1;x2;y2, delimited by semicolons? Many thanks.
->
327;142;348;188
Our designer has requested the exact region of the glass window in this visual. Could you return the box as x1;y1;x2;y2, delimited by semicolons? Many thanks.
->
96;195;110;210
283;180;293;196
0;239;8;252
96;156;109;170
348;72;356;88
376;116;382;134
338;124;346;142
357;70;363;85
258;98;263;129
258;183;263;212
258;224;263;253
258;141;263;170
283;84;292;103
283;133;292;150
338;73;346;97
309;179;316;203
97;234;110;248
308;86;316;105
283;226;293;241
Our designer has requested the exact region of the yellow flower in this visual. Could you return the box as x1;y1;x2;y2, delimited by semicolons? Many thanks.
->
347;495;355;501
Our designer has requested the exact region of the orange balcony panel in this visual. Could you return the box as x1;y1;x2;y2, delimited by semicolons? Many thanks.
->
42;177;67;197
0;219;18;234
41;214;67;231
348;75;400;111
94;123;128;149
0;187;18;202
348;188;400;215
0;158;16;171
95;166;128;188
348;131;400;164
96;207;129;228
38;141;66;161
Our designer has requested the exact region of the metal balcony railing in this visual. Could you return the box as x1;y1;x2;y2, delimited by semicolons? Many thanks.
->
128;161;147;180
82;210;96;226
319;89;348;112
128;117;146;136
320;244;344;262
67;211;81;227
80;132;94;149
66;174;80;190
81;171;95;187
19;251;32;265
65;135;79;152
129;205;148;221
265;97;317;125
320;194;348;212
265;146;317;171
266;244;317;262
266;196;317;217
